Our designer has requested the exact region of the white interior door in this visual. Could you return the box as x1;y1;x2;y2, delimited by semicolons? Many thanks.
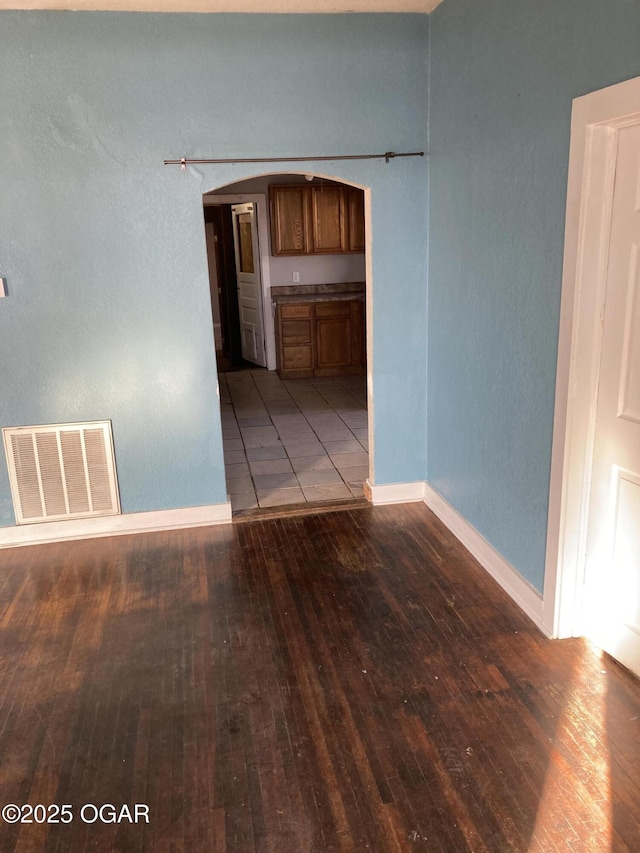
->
232;202;266;367
584;122;640;676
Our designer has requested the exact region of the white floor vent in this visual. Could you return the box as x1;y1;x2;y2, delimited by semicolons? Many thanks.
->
2;421;121;525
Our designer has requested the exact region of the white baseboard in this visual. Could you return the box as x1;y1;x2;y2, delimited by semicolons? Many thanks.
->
366;479;426;505
423;483;547;635
2;481;548;635
0;502;232;549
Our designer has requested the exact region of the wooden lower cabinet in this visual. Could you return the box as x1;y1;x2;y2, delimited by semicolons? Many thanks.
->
276;299;365;379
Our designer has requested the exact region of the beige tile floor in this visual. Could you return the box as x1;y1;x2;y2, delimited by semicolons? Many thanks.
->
220;370;368;512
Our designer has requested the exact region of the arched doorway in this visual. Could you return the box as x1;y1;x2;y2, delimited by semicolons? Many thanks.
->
203;172;371;515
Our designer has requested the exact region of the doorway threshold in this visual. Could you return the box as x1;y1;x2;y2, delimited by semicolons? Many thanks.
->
232;495;370;524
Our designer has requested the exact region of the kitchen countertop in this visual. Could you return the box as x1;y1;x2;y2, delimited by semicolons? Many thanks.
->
271;282;365;303
272;292;365;304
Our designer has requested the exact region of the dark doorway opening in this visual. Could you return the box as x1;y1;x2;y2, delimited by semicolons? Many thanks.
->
203;204;244;369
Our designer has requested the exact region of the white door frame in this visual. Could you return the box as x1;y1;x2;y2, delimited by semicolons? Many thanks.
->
544;75;640;638
203;193;277;371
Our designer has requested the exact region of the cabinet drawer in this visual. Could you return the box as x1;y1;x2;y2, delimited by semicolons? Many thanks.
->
280;303;312;319
283;345;313;370
315;301;351;318
281;319;311;345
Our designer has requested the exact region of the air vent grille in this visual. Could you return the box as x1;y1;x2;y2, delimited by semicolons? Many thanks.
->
3;422;121;525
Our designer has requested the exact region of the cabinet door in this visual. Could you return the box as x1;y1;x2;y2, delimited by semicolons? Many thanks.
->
315;302;352;370
310;186;347;253
269;187;310;255
347;188;365;253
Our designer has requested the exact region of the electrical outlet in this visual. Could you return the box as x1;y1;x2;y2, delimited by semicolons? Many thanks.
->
292;272;300;283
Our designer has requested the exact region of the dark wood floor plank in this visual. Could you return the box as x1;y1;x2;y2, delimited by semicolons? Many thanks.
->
264;519;355;851
242;522;306;853
1;503;640;851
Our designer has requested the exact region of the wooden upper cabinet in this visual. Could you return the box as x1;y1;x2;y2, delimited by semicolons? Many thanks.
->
347;188;365;253
269;186;310;255
269;184;364;256
310;185;347;254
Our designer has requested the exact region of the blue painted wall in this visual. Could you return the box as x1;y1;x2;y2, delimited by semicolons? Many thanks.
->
0;12;429;527
428;0;640;591
13;2;636;598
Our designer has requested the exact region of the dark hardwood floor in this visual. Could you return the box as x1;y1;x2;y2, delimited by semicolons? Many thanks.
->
0;503;639;851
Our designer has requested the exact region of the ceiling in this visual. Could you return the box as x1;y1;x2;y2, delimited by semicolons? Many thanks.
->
1;0;443;11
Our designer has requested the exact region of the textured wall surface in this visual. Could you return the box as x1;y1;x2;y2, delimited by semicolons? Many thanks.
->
0;12;429;527
428;0;640;591
4;4;639;600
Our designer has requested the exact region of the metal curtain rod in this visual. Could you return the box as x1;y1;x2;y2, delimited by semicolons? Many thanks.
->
164;151;425;169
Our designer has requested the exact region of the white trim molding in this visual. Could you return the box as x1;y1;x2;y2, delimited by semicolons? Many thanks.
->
0;0;443;13
0;502;232;549
545;75;640;640
424;483;547;635
366;479;426;505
